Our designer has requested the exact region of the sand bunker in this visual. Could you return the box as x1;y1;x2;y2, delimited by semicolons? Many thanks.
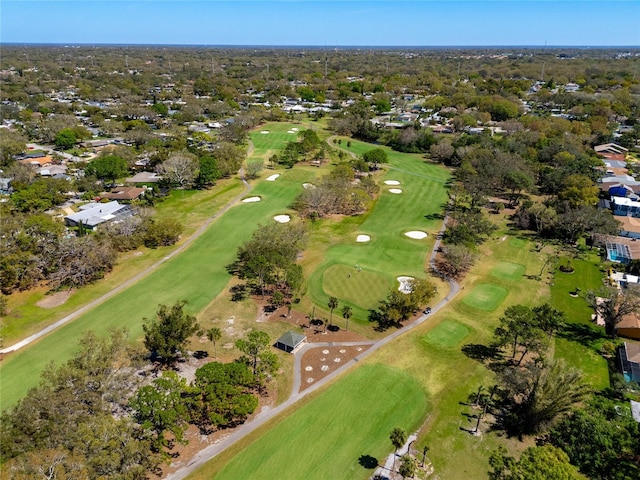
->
274;214;291;223
356;234;371;243
260;131;269;134
405;231;428;239
266;174;280;181
384;180;400;185
389;188;403;194
303;183;315;189
291;127;299;131
287;130;296;134
397;276;415;294
242;196;261;203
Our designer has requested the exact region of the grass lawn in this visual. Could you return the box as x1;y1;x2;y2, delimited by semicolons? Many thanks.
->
490;262;525;282
189;364;427;480
421;320;470;348
462;284;508;311
306;138;450;324
549;254;610;389
322;264;390;310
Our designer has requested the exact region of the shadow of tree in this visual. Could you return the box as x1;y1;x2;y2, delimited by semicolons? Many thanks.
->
557;322;607;349
358;454;378;469
327;324;340;332
461;343;501;362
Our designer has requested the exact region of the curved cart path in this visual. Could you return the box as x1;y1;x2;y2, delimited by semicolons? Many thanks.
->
166;212;459;480
1;166;253;354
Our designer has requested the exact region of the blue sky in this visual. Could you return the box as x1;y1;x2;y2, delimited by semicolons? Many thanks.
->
2;1;639;46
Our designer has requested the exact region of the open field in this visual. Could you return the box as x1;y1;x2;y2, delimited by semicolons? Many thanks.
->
187;364;427;480
421;320;470;348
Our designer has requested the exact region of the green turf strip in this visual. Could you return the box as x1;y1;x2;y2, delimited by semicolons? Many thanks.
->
211;364;427;480
490;262;525;282
422;320;471;348
462;284;508;311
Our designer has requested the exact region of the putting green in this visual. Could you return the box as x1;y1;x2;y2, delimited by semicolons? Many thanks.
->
491;262;525;282
421;320;470;348
463;284;508;311
209;364;427;480
509;237;526;248
323;264;390;310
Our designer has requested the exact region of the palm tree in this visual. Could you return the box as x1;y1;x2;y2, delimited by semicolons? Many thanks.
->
207;327;222;358
389;427;407;471
328;297;338;327
341;305;353;331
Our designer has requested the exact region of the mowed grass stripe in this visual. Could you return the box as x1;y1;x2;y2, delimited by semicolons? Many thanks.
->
323;264;390;310
206;364;426;480
0;168;306;410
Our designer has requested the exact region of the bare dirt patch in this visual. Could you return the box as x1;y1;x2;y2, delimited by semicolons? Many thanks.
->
36;289;74;308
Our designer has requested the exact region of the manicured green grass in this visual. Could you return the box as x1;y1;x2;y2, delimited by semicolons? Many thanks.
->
462;284;508;311
0;167;313;411
549;255;609;389
509;237;526;248
194;364;427;480
421;320;470;348
308;138;450;323
490;262;525;282
322;264;389;311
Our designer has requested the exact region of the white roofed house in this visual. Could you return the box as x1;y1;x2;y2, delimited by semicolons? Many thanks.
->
65;201;133;231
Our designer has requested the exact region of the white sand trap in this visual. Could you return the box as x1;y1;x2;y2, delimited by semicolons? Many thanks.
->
274;214;291;223
356;234;371;243
291;127;299;131
287;130;296;134
405;230;428;239
260;130;270;134
384;180;400;185
389;188;403;194
303;182;315;189
266;173;280;181
242;196;261;203
397;276;415;294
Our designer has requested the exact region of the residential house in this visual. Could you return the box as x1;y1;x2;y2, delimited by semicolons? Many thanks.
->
593;234;640;264
595;143;628;162
65;201;133;230
0;177;12;194
620;341;640;383
19;156;53;168
126;171;162;183
617;314;640;341
100;186;146;202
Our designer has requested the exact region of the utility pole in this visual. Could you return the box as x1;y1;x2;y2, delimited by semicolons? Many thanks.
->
125;54;129;69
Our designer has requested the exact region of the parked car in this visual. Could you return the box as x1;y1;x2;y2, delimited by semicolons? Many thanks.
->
424;307;432;314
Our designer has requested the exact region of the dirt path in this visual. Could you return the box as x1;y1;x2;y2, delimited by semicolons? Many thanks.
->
0;169;252;354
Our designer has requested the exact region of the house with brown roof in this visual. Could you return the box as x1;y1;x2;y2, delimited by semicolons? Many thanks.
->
617;314;640;340
595;143;628;162
100;186;146;202
19;156;53;168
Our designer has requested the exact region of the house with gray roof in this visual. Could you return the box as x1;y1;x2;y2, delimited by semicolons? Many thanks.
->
274;331;307;353
65;201;133;230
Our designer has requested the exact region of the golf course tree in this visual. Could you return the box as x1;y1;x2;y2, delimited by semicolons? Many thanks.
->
398;454;418;479
129;371;191;454
157;151;199;188
586;286;640;337
207;327;222;358
341;304;353;331
327;296;338;327
495;359;589;436
369;278;436;331
229;222;306;300
362;147;387;170
189;361;258;433
389;427;407;470
143;300;201;366
1;328;158;478
436;244;478;279
489;445;585;480
235;330;280;390
493;304;549;365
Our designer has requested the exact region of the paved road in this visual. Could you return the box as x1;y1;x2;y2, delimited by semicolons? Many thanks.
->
1;167;253;354
166;210;460;480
